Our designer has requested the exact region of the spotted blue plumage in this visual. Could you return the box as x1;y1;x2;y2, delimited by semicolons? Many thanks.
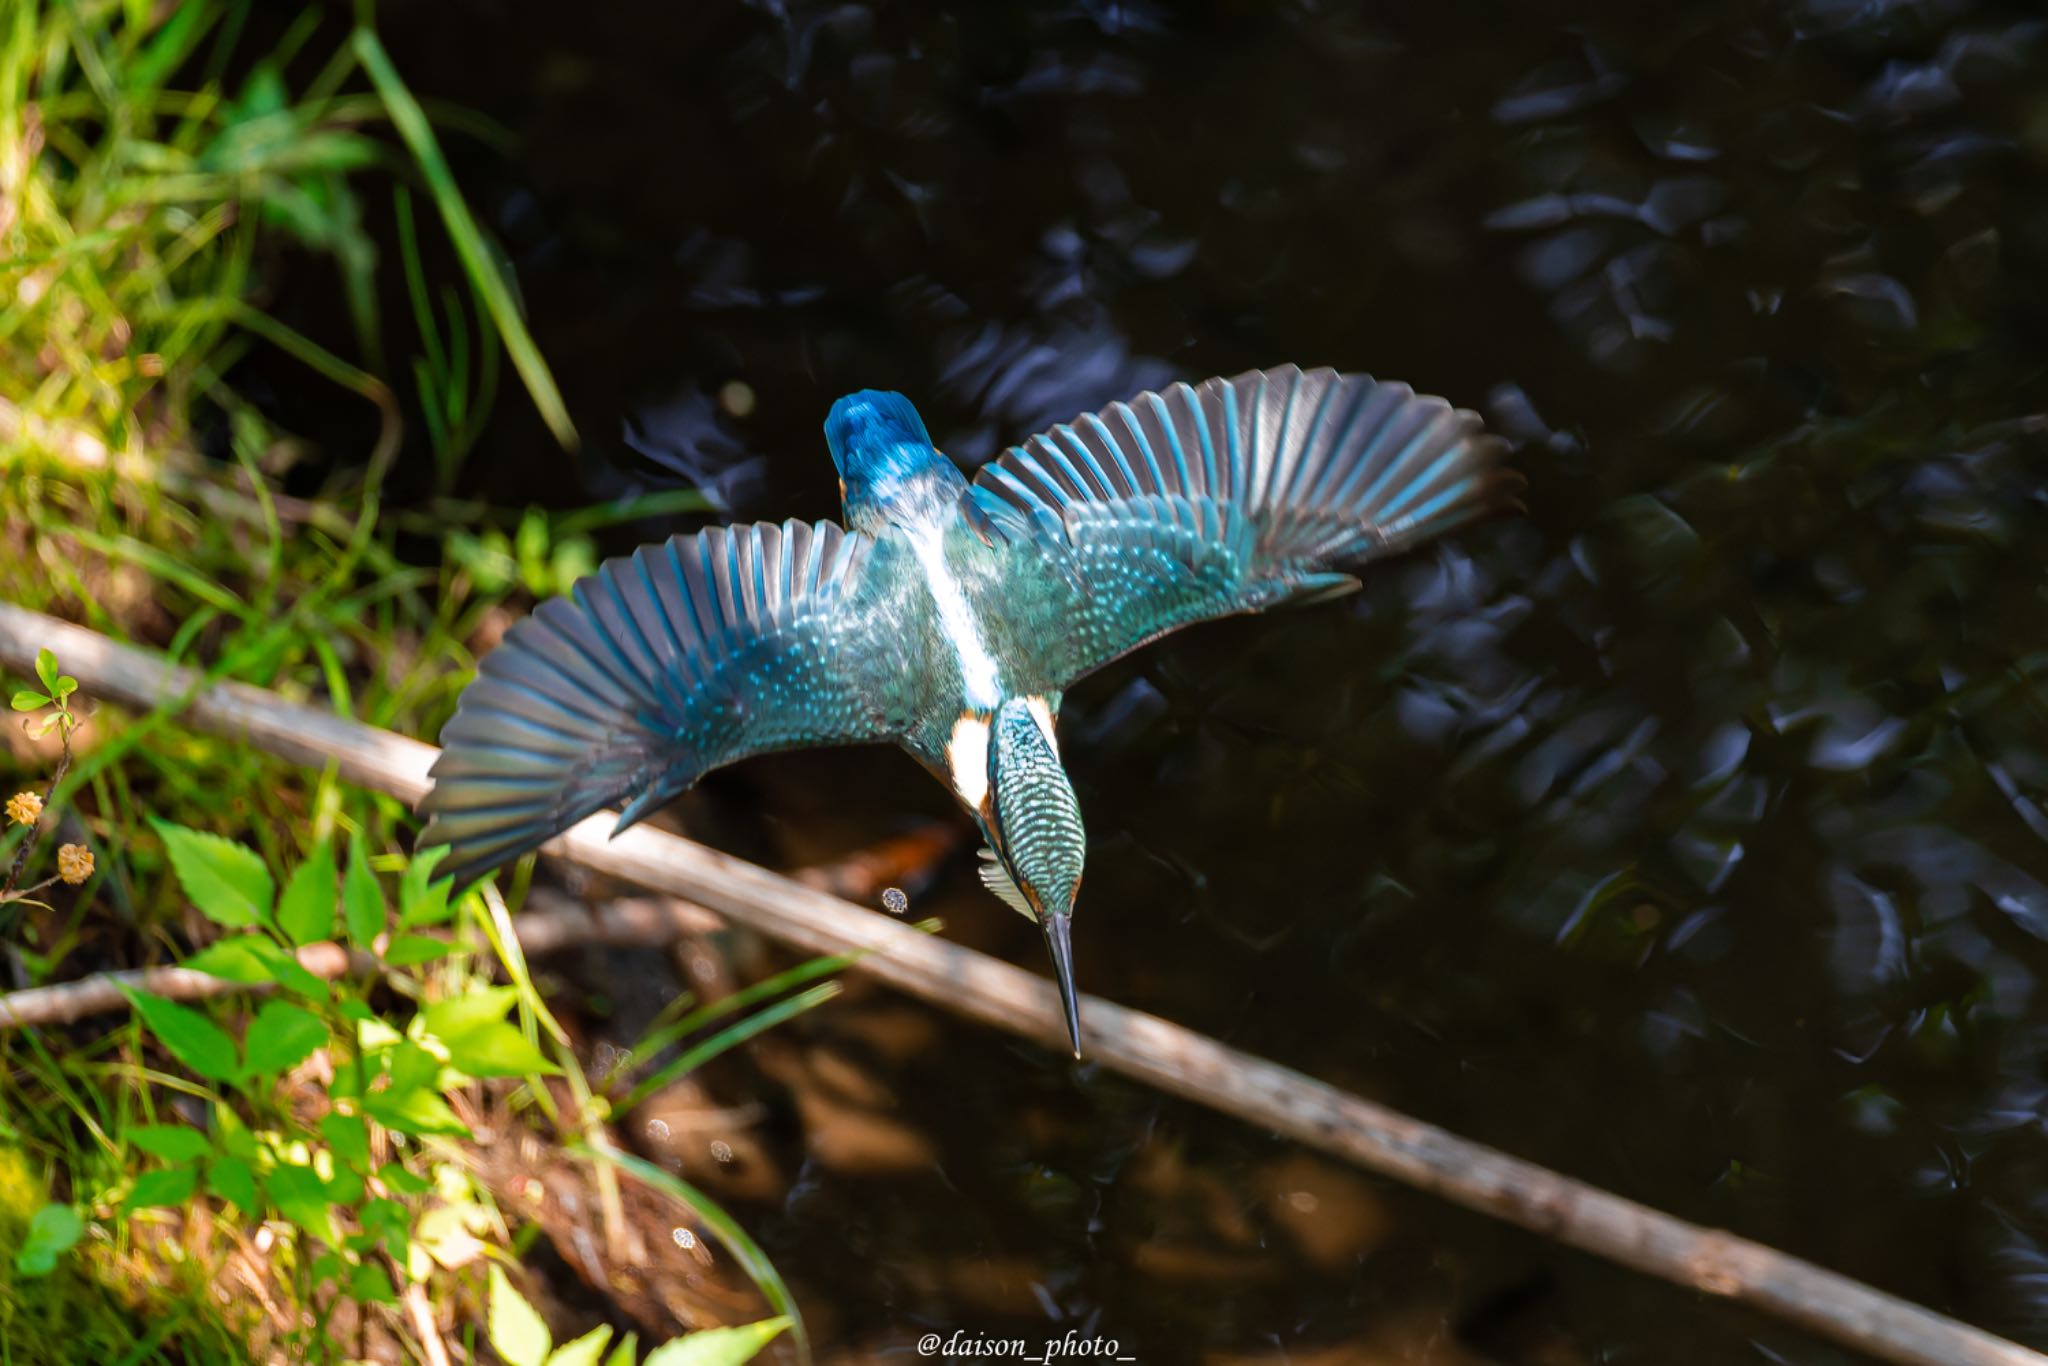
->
420;364;1521;1056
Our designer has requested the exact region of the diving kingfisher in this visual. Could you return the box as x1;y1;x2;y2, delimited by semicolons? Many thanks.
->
419;365;1521;1056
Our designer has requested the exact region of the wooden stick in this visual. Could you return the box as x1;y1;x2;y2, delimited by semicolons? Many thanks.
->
0;600;2038;1366
401;1280;455;1366
0;956;343;1029
0;893;725;1029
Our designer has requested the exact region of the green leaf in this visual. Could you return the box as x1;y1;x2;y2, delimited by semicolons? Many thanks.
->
208;1157;258;1212
13;1204;84;1277
245;937;332;1000
377;1162;432;1195
9;691;48;712
349;1261;398;1306
278;841;338;946
319;1112;370;1171
121;988;240;1082
399;846;455;928
420;988;556;1078
387;1040;442;1093
213;1105;258;1161
360;1197;410;1258
179;937;274;984
35;648;58;696
547;1327;614;1366
602;1334;640;1366
325;1164;365;1206
52;676;76;700
308;1249;347;1289
438;1020;556;1079
343;840;385;949
642;1319;790;1366
384;933;456;966
264;1163;339;1245
362;1085;468;1138
126;1164;199;1210
241;1001;327;1079
151;819;274;928
182;934;328;999
488;1264;552;1366
130;1124;211;1163
419;986;519;1041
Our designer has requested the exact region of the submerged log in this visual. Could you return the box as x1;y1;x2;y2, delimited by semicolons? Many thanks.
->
0;599;2039;1366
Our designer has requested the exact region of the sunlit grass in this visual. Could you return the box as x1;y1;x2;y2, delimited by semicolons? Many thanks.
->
0;5;766;1362
0;0;570;482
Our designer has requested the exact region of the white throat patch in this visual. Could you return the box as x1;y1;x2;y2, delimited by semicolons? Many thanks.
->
910;524;1003;710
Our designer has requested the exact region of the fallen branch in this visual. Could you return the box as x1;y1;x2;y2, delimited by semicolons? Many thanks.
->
401;1281;454;1366
0;958;350;1030
0;891;726;1029
0;600;2039;1366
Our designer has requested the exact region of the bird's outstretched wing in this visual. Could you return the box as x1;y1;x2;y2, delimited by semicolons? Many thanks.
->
969;365;1521;690
420;519;909;888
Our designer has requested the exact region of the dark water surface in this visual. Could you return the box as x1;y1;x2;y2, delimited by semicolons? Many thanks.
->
351;1;2048;1360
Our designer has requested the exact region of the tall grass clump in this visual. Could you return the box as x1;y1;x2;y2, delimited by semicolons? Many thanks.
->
0;5;791;1362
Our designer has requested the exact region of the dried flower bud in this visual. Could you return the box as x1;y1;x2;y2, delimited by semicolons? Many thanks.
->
57;844;93;885
4;791;42;827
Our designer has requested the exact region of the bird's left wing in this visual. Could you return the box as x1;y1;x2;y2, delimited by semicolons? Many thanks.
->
968;365;1520;691
420;518;914;888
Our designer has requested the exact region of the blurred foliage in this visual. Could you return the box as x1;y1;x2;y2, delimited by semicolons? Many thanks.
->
0;0;576;482
486;1265;788;1366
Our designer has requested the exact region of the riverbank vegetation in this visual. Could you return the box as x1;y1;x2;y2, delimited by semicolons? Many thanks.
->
0;4;798;1360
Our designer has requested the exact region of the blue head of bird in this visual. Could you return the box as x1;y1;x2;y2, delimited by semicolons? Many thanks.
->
824;389;954;534
966;698;1087;1056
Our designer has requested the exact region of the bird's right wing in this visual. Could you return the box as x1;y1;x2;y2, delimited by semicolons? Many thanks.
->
970;365;1520;691
419;519;915;889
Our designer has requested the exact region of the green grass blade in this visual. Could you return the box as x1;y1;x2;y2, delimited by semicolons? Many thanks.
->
572;1142;810;1365
350;27;578;451
614;981;841;1115
552;489;717;537
618;954;854;1088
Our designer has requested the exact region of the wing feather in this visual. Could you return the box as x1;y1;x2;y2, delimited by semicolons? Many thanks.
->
420;518;905;889
971;365;1520;688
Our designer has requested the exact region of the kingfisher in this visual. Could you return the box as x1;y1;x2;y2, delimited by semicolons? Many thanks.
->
419;365;1521;1057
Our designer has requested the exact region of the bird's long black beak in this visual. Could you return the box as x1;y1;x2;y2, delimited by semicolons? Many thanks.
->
1041;915;1082;1059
